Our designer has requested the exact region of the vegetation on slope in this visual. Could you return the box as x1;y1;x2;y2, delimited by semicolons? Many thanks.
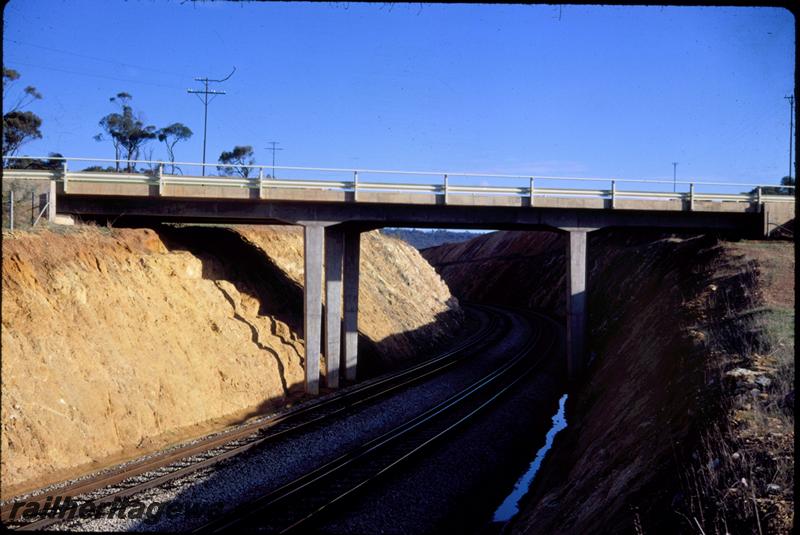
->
678;241;794;533
424;230;794;533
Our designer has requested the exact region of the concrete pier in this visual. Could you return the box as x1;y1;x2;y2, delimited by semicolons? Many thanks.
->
324;227;345;388
48;180;57;222
342;230;361;381
303;225;324;395
566;230;588;378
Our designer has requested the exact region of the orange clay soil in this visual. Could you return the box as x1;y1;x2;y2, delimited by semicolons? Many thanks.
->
1;224;462;498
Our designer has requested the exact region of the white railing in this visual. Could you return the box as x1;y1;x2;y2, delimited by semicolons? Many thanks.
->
2;156;795;205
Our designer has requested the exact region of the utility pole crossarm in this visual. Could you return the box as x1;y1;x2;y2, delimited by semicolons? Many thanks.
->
265;141;283;178
187;67;235;176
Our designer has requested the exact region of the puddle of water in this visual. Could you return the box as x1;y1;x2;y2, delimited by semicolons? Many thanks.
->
492;393;568;523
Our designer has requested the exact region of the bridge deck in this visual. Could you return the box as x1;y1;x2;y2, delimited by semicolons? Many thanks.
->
3;167;794;235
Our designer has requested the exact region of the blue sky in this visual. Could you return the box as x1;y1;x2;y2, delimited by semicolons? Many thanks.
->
2;2;795;190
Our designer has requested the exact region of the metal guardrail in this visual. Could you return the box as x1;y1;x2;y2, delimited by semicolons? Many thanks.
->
2;156;795;206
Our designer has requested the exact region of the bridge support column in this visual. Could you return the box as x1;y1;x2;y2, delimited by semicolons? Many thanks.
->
303;225;324;395
324;227;345;389
342;230;362;382
566;230;588;379
48;179;57;222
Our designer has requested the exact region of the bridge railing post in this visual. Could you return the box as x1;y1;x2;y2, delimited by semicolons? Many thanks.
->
48;179;56;222
529;177;535;207
157;163;164;196
689;183;695;211
756;186;762;211
443;174;448;205
62;160;69;194
258;168;265;200
611;180;616;209
353;171;359;202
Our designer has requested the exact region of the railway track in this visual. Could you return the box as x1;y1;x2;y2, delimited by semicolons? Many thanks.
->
2;303;512;531
196;307;558;533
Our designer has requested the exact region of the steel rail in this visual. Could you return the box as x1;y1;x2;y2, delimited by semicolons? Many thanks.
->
3;305;502;531
284;335;552;534
278;308;560;534
197;306;554;533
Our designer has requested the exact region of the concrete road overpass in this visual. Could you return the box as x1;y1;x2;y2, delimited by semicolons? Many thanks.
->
3;158;795;392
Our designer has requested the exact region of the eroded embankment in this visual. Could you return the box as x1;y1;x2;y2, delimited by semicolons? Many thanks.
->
1;224;462;498
424;230;794;534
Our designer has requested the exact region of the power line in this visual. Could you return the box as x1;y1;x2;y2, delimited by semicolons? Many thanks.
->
265;141;283;178
3;38;193;79
187;67;236;176
4;59;185;91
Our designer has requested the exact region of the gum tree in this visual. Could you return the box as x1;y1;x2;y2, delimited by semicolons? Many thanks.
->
217;145;256;178
2;68;44;163
157;123;193;174
95;92;156;172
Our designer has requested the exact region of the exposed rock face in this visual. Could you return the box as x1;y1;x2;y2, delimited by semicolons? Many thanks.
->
236;226;463;371
424;230;794;534
1;224;462;497
422;230;566;316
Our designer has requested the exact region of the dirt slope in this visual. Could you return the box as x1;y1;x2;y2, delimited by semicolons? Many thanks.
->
1;224;461;498
422;231;566;316
424;230;794;533
235;225;463;370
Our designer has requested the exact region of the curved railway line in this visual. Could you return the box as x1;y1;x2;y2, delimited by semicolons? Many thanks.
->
2;303;537;531
197;306;558;533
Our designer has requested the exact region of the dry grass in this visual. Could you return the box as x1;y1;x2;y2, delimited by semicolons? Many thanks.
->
1;178;52;231
677;243;794;534
2;218;115;238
